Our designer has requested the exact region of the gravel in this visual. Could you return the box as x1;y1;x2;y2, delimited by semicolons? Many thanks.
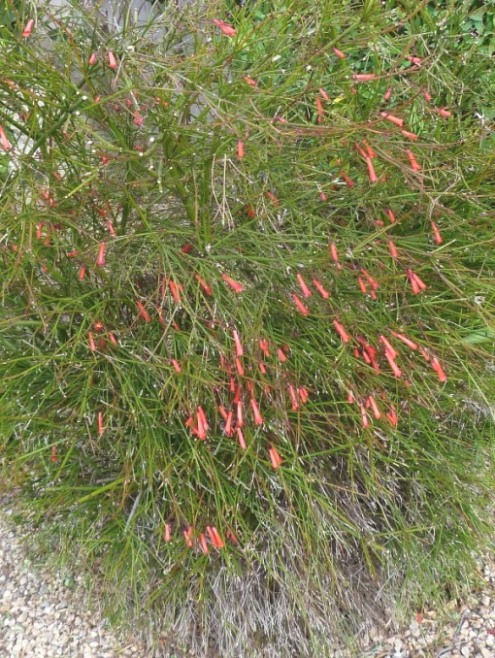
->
1;498;495;658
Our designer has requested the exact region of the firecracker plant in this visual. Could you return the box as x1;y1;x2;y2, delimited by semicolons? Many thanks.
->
1;0;495;655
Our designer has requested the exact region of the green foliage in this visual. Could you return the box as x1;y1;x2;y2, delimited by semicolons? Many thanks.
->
0;1;494;655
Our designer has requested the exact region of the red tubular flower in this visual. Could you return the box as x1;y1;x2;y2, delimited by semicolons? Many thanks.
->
431;221;443;245
258;361;267;375
365;157;378;183
386;404;398;427
107;51;117;69
51;446;58;463
206;526;225;549
235;357;244;376
164;523;172;543
388;240;399;259
359;403;370;429
250;398;263;426
136;300;152;323
296;273;312;298
237;426;247;450
357;277;367;294
367;395;381;420
340;171;355;188
401;129;418;141
431;357;447;382
380;112;404;127
237;140;245;159
21;18;34;38
224;410;233;436
407;269;427;294
292;293;309;316
218;405;228;421
319;88;330;101
108;332;118;347
266;191;280;206
0;125;12;151
390;332;418;351
236;401;244;428
88;331;96;352
312;278;330;299
168;280;182;303
288;384;299;411
383;87;393;102
406;149;422;172
277;347;287;363
222;273;246;293
268;446;283;469
379;335;398;359
97;411;105;437
183;527;193;548
88;52;98;66
384;351;402;378
243;76;257;87
95;241;106;267
298;386;309;404
197;406;209;432
386;208;397;223
194;274;213;296
171;359;182;373
259;339;270;357
213;19;236;37
434;107;451;119
333;47;346;59
332;320;351;344
352;73;377;82
199;533;209;555
233;329;243;357
78;265;87;281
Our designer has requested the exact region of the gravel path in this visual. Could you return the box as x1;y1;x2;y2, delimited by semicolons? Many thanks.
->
0;506;149;658
1;499;495;658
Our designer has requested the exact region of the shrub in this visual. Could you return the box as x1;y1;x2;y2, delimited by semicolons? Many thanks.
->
1;0;494;655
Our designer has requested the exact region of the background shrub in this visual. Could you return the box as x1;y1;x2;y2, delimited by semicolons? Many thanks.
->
1;0;494;655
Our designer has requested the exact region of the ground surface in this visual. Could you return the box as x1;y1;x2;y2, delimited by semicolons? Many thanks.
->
1;498;495;658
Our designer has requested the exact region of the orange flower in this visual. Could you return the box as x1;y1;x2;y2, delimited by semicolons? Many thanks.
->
384;351;402;378
312;278;330;299
330;242;341;268
78;265;87;281
390;332;418;351
107;51;117;69
237;140;245;159
292;293;309;316
431;221;443;245
333;47;346;59
352;73;377;82
233;329;244;357
21;18;34;38
298;386;309;404
406;149;421;172
243;76;257;87
296;273;312;298
171;359;182;373
50;445;58;463
379;335;398;359
366;395;381;420
380;112;404;127
0;125;12;151
206;526;224;549
383;87;393;102
95;241;106;267
386;404;398;427
431;357;447;382
359;403;370;429
319;88;330;101
235;357;244;376
224;410;233;437
164;523;172;542
88;52;98;66
259;339;270;356
195;274;213;296
136;300;152;322
213;19;236;37
168;279;182;303
401;129;418;141
183;526;193;548
265;191;280;206
97;411;105;437
365;157;378;183
388;240;399;259
88;331;96;352
332;320;351;343
288;384;299;411
434;107;451;119
236;401;244;428
222;273;246;293
237;426;247;450
386;208;397;223
268;446;283;469
199;533;209;555
250;398;263;425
